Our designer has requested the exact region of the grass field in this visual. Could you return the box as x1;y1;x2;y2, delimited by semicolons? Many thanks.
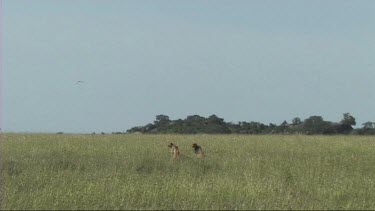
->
1;134;375;210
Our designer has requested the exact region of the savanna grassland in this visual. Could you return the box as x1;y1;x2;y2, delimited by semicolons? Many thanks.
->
1;134;375;210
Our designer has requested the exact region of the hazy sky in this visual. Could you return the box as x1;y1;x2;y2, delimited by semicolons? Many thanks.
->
3;0;375;133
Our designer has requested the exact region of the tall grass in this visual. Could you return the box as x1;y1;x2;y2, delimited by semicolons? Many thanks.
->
1;134;375;210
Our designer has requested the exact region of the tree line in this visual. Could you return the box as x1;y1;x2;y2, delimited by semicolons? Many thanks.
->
125;113;375;135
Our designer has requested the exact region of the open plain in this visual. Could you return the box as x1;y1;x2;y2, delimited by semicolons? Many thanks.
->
1;134;375;210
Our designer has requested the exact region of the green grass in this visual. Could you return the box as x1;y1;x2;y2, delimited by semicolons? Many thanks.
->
1;134;375;210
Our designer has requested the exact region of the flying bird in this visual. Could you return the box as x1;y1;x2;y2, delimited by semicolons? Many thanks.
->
76;81;85;84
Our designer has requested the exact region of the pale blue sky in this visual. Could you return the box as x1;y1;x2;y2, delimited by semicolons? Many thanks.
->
3;0;375;133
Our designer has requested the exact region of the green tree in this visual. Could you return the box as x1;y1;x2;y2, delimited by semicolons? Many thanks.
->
340;113;356;126
362;121;375;129
153;115;171;133
183;115;206;134
154;115;170;124
292;117;302;125
205;115;231;134
303;116;330;134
